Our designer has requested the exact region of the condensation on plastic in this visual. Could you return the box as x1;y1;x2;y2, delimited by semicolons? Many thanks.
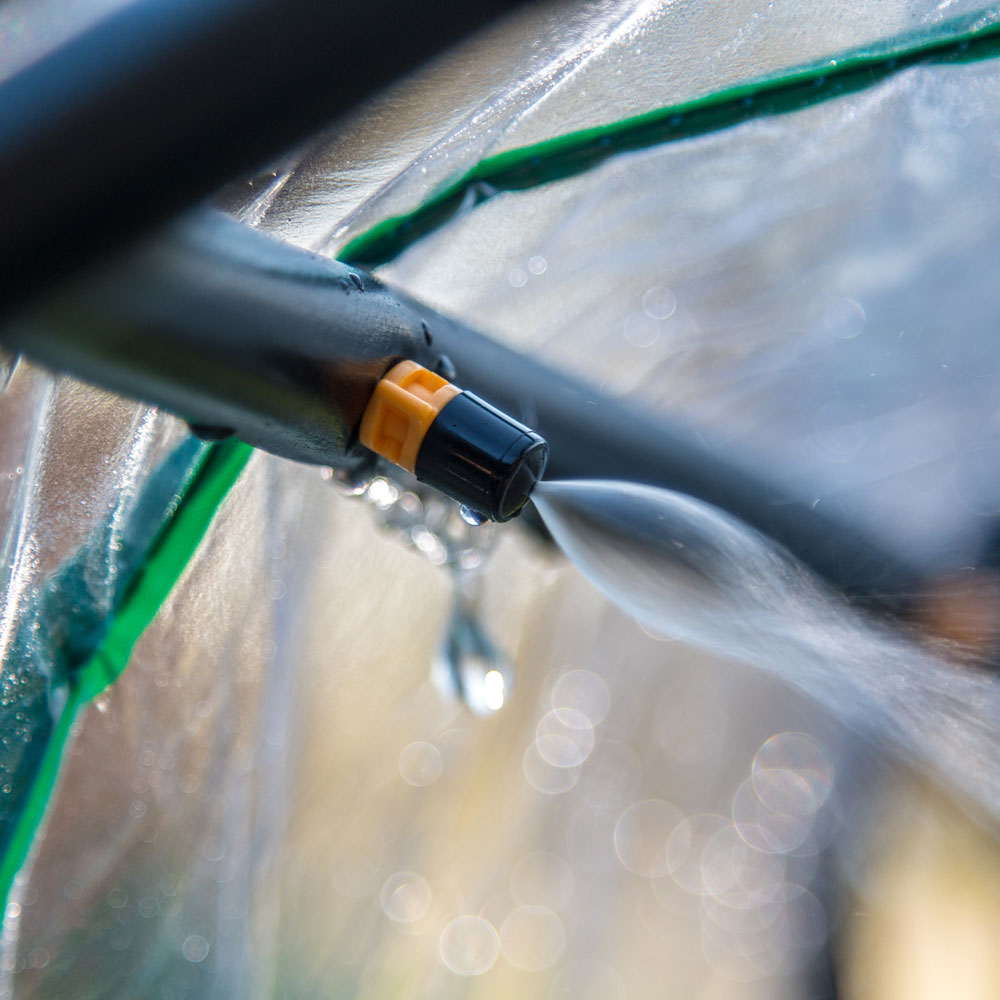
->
4;3;1000;1000
1;450;306;998
0;362;274;995
0;357;201;844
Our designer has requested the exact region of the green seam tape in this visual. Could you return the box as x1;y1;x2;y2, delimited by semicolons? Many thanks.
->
0;439;253;906
341;8;1000;268
0;684;85;913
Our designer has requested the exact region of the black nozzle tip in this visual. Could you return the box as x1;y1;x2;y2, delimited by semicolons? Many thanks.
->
497;435;548;520
414;391;548;522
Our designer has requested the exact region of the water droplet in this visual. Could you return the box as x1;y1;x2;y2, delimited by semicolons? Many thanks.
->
522;743;581;794
732;777;811;854
551;669;610;725
182;934;210;963
700;823;786;908
436;354;457;380
201;837;226;862
752;732;832;818
27;947;50;968
433;598;512;714
614;799;683;877
624;312;659;348
439;915;499;975
367;477;399;509
380;871;432;923
535;709;594;768
398;741;443;786
666;813;731;894
458;548;483;571
336;473;374;496
459;505;486;526
643;285;676;320
824;297;865;339
482;669;506;710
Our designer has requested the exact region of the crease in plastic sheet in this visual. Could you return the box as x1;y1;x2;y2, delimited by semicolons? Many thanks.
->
0;425;256;901
0;360;254;993
0;370;202;856
223;1;664;249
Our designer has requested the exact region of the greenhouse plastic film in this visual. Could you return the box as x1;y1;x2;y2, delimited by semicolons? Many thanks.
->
4;2;1000;998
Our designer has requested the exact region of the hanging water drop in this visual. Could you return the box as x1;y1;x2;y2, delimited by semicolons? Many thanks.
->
433;590;512;714
323;457;378;497
459;505;487;526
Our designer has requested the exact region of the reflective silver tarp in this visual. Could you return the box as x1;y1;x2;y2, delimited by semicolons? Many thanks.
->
4;2;1000;997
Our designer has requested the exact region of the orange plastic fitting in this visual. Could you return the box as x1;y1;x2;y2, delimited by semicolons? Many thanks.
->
359;360;461;473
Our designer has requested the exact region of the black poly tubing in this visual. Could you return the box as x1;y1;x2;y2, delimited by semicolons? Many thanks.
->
0;0;525;320
5;207;926;608
2;211;440;467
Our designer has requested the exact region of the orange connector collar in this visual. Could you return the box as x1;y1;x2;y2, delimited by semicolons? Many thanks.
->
359;360;461;473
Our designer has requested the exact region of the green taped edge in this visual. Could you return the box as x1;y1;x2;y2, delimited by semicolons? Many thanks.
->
0;439;253;907
341;8;1000;268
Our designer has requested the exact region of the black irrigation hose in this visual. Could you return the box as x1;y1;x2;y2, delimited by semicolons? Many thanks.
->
4;207;929;610
0;0;526;321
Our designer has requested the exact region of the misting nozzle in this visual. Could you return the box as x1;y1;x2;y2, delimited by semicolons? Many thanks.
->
359;361;548;521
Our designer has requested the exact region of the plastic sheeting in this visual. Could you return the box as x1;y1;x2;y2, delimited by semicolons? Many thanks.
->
4;2;1000;998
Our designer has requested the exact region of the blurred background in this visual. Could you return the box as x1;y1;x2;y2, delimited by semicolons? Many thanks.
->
3;1;1000;997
